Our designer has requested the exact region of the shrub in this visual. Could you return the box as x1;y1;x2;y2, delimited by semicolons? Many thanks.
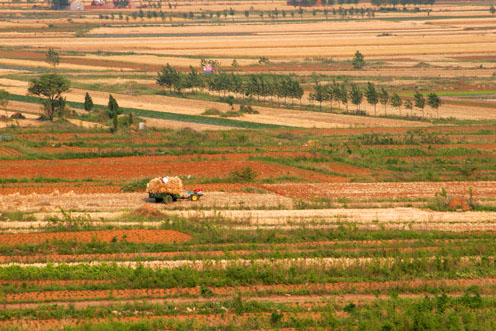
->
228;167;258;182
202;108;223;116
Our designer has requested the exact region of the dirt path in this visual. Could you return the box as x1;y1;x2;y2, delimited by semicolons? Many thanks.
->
0;191;293;212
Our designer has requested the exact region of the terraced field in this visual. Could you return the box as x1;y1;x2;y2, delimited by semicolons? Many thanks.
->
1;1;496;329
0;122;494;329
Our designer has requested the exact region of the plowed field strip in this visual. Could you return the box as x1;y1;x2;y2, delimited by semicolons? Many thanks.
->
174;208;496;225
0;291;489;329
0;246;441;263
0;312;320;329
0;230;191;245
0;147;19;155
3;278;495;304
262;181;496;199
0;292;472;311
232;222;496;232
0;279;113;286
0;184;121;195
2;255;488;270
0;159;334;181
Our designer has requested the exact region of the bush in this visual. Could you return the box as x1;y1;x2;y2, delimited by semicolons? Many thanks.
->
239;105;259;114
202;108;223;116
228;167;258;182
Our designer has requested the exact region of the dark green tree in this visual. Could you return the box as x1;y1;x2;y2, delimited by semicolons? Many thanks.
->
107;94;121;119
404;99;413;116
390;92;403;116
352;50;365;69
45;48;60;70
108;94;122;132
157;63;183;93
414;90;425;117
186;65;203;92
427;92;442;118
28;73;70;121
350;83;363;112
309;83;326;110
379;87;389;115
338;83;349;112
84;92;93;112
365;82;378;115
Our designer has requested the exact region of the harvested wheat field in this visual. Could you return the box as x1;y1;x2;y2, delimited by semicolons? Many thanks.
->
1;1;496;330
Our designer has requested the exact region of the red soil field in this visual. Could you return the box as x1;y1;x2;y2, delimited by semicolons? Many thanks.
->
0;229;191;245
0;157;338;182
4;277;495;304
0;182;251;195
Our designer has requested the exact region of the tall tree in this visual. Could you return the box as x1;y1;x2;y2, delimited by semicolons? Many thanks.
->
365;82;378;115
338;83;349;112
108;94;122;132
84;92;93;112
45;48;59;70
324;83;335;109
186;65;203;92
414;90;425;118
349;83;363;112
157;63;182;93
379;87;389;115
309;83;326;110
404;99;413;116
390;92;403;116
352;50;365;69
427;92;442;118
107;94;121;119
28;73;70;121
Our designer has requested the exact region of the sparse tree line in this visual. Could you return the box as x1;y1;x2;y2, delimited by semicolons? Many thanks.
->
309;81;442;118
97;6;378;22
370;0;435;7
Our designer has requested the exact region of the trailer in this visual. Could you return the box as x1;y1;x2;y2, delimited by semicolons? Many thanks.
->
149;188;204;204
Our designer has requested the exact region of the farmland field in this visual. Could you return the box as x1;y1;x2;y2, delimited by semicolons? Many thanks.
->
1;0;496;329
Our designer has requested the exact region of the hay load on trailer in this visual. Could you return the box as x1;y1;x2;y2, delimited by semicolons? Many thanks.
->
146;176;183;195
146;177;203;203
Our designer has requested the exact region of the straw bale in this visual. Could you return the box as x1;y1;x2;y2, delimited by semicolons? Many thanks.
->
146;177;183;195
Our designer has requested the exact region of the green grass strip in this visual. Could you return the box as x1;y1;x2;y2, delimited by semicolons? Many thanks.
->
8;93;288;130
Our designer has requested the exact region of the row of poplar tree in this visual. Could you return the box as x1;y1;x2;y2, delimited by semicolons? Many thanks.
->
156;64;304;104
309;81;442;118
156;64;441;118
